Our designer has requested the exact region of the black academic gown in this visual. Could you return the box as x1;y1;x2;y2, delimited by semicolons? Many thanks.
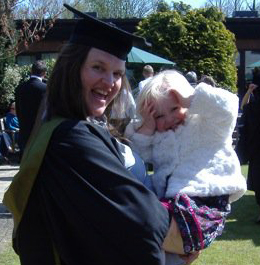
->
15;120;169;265
239;100;260;206
15;77;46;152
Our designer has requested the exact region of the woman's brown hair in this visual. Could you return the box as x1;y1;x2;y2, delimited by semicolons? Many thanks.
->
46;43;131;141
105;75;133;140
46;43;91;120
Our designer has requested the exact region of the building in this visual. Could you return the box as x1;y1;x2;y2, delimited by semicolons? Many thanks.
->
16;18;138;65
225;16;260;97
16;16;260;97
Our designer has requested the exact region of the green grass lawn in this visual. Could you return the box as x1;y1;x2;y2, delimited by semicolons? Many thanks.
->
0;244;19;265
193;165;260;265
1;166;259;265
193;190;260;265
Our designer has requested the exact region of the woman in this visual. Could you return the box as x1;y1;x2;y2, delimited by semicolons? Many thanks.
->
5;102;19;132
237;90;260;223
4;5;198;265
5;102;19;147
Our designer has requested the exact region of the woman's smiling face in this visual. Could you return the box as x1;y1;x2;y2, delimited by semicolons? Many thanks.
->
80;47;125;117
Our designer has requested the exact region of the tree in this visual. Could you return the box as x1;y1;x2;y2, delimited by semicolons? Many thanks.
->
73;0;160;18
14;0;79;19
0;59;55;115
172;1;192;14
13;0;70;51
0;0;65;113
204;0;260;17
157;1;171;12
205;0;230;15
0;1;17;85
136;6;238;91
0;0;67;62
0;1;18;56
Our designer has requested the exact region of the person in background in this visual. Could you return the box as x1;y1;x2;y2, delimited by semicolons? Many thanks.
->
185;71;197;87
125;69;246;264
236;85;260;223
5;101;19;148
3;5;199;265
0;131;13;163
5;102;19;132
198;75;216;87
241;68;260;111
240;83;258;110
138;64;154;92
15;60;47;155
0;102;19;163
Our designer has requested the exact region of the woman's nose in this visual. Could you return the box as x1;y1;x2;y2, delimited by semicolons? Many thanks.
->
101;73;114;88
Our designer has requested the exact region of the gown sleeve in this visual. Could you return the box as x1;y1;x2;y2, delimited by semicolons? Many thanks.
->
37;120;169;265
190;83;239;141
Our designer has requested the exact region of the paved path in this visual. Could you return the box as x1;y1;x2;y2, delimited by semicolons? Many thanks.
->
0;164;19;254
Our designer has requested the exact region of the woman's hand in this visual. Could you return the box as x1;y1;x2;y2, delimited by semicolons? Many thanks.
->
137;100;156;136
179;251;201;264
248;83;258;93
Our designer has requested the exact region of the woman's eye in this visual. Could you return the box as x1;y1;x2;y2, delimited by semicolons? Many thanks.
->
114;72;123;79
93;65;103;71
171;107;178;112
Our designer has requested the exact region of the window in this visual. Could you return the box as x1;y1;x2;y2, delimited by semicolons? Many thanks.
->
16;55;36;66
245;51;260;82
42;53;58;60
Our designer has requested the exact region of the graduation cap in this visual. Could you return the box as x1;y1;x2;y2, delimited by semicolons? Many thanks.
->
64;4;151;60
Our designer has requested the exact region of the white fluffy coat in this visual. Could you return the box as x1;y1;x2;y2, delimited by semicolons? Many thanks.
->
125;83;246;202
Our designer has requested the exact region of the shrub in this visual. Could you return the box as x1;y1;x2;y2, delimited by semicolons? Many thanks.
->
0;64;21;114
0;59;56;115
137;7;238;92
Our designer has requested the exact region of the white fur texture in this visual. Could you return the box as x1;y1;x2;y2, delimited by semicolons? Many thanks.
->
125;83;247;203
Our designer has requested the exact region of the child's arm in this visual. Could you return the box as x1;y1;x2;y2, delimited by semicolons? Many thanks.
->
191;83;238;121
124;119;154;163
240;83;257;110
189;83;239;140
125;99;158;162
137;100;156;136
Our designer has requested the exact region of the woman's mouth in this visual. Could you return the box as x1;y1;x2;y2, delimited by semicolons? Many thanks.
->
92;89;108;100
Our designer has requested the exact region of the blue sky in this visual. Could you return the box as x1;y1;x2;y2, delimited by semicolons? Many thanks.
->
166;0;206;9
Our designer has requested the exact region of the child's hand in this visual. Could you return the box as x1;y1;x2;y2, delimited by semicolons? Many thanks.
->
137;101;156;136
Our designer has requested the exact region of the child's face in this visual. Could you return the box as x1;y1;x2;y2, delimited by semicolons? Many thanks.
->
153;92;187;132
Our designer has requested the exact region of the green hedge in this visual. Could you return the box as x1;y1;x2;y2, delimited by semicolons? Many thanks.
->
0;59;55;115
136;7;238;92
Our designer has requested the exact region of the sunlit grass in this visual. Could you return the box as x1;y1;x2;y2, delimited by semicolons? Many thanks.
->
0;243;19;265
194;165;260;265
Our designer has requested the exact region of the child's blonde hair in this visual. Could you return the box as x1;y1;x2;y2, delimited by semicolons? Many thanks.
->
137;70;192;115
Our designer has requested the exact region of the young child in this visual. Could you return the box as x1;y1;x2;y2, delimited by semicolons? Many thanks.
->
125;70;247;261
